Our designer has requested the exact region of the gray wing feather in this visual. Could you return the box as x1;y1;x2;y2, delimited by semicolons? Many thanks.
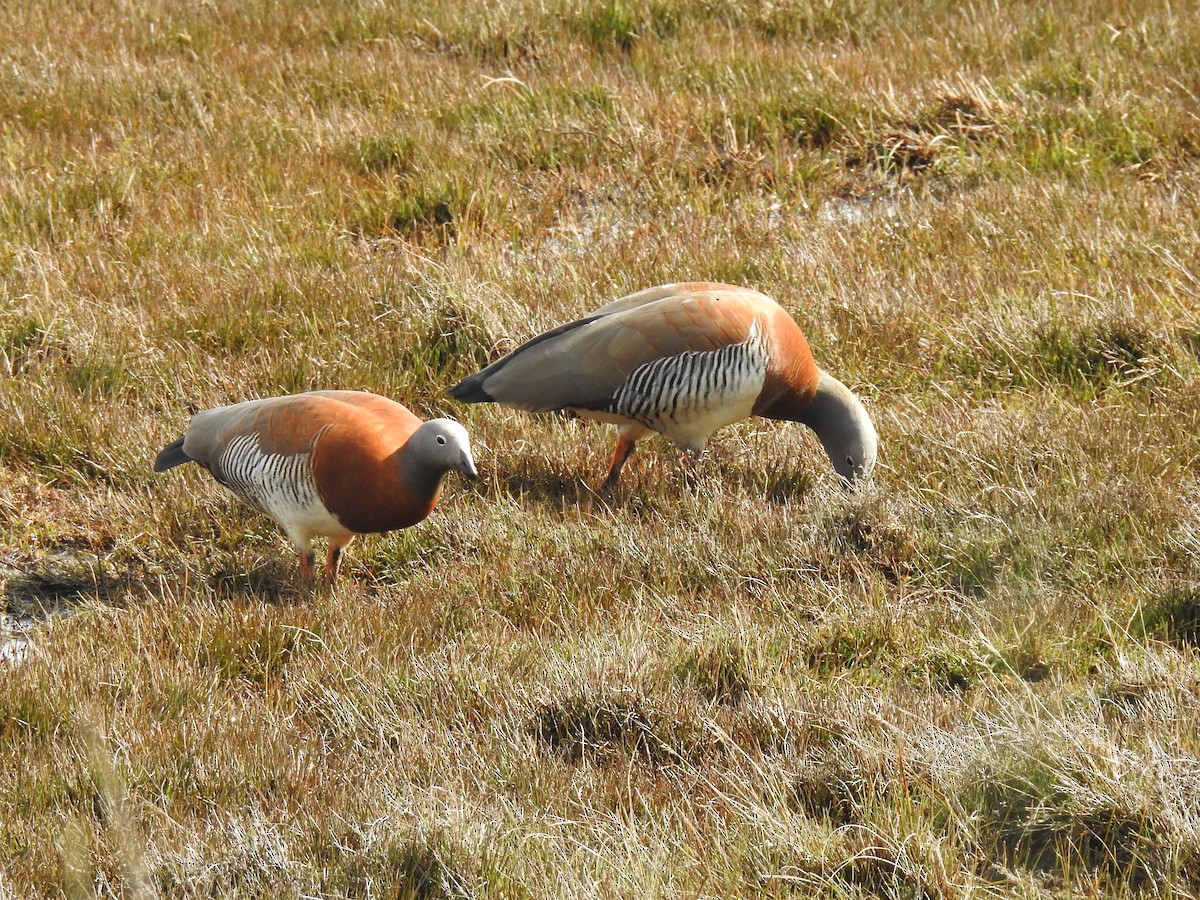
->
153;437;190;472
451;315;639;412
447;282;766;413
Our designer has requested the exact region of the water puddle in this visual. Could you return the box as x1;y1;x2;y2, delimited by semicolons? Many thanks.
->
817;188;907;225
1;618;31;664
517;183;912;264
1;548;118;667
532;187;656;260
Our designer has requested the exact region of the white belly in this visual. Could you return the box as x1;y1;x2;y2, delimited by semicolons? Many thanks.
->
216;434;350;549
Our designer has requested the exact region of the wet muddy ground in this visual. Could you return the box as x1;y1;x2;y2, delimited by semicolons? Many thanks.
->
1;549;115;666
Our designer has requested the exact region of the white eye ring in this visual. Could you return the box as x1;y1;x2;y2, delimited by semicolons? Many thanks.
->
436;435;447;445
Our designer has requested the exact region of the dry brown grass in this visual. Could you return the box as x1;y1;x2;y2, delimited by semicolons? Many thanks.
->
3;0;1200;895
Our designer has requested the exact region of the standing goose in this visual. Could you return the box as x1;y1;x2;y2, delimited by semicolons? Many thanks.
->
154;390;478;584
448;282;876;487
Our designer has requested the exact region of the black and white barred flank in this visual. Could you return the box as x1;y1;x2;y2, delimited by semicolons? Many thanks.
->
214;432;323;518
606;321;769;429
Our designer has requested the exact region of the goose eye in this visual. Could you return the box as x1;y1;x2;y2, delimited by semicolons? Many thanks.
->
436;435;447;445
846;455;855;467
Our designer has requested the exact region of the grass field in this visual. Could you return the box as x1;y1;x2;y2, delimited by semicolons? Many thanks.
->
3;0;1200;895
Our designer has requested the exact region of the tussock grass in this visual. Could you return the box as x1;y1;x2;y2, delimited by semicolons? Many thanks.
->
2;0;1200;895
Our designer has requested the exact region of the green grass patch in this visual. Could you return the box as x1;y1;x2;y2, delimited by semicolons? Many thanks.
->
966;752;1170;889
941;315;1174;397
1136;586;1200;649
195;610;319;688
673;639;755;705
345;134;421;176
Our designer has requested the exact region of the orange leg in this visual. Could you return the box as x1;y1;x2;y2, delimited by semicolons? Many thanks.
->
322;547;342;586
298;549;316;581
602;424;652;490
603;435;637;489
322;535;354;586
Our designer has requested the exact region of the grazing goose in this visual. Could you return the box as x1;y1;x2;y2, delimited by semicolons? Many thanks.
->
449;282;876;487
154;390;478;584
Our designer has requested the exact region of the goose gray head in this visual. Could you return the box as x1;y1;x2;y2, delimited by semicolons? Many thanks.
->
411;418;478;479
803;372;878;484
